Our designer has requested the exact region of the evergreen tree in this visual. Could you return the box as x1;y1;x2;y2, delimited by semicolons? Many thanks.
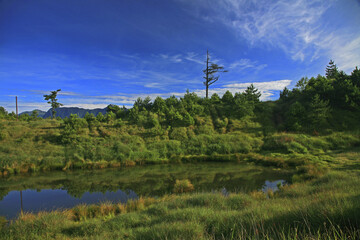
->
243;84;261;103
210;93;221;104
295;77;309;91
221;90;234;104
308;94;330;131
325;60;338;79
152;97;166;115
43;89;63;119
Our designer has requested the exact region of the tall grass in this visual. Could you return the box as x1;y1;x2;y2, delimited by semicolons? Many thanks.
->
1;118;359;175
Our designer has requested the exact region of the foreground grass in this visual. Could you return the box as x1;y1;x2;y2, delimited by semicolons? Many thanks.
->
1;171;359;239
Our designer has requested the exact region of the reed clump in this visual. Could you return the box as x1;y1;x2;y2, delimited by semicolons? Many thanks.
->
173;179;195;193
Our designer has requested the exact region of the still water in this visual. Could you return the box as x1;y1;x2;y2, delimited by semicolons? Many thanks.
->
0;163;291;219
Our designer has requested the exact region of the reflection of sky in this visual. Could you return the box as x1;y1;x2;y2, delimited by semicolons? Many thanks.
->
0;179;287;219
262;180;286;193
0;189;137;219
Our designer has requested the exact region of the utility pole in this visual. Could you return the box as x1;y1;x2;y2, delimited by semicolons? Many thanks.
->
16;96;18;120
206;50;209;99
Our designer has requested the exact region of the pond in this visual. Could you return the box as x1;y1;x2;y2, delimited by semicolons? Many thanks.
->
0;162;292;219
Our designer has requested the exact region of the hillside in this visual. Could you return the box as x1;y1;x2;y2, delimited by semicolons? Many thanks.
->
19;109;47;118
42;107;107;119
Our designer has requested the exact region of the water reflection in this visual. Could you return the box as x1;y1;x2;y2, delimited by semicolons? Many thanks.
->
0;163;292;219
1;189;137;219
20;191;23;215
262;180;286;193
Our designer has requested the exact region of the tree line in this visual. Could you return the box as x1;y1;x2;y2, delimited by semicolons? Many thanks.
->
1;60;359;135
277;61;360;132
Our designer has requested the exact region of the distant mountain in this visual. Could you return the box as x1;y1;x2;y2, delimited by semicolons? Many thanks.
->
43;107;108;119
20;109;47;118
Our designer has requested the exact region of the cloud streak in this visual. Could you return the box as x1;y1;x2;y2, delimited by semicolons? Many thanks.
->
182;0;359;71
229;59;267;72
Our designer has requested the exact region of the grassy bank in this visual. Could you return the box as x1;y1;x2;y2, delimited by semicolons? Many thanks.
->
1;170;359;239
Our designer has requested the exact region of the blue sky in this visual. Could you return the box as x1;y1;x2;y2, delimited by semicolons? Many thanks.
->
1;0;359;112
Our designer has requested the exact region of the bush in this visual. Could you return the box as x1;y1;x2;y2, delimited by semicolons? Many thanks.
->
170;127;188;141
173;179;195;193
148;140;182;159
185;133;261;155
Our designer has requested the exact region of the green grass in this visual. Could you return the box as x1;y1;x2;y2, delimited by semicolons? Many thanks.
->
1;118;359;176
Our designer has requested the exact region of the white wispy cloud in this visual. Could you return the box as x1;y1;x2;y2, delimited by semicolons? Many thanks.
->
184;52;204;65
113;69;200;90
154;52;205;65
181;0;360;72
158;54;183;63
321;35;360;71
224;79;292;92
229;59;267;71
190;79;292;101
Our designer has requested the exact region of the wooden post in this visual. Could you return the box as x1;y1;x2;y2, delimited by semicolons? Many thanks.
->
16;96;18;120
206;50;209;99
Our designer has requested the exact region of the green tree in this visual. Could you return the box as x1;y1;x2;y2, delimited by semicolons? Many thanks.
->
106;104;124;118
210;93;221;104
96;112;105;122
84;112;99;131
325;60;338;79
308;94;330;131
0;107;7;119
350;66;360;87
105;111;116;123
295;77;309;92
43;89;63;119
129;105;140;123
152;96;166;115
203;50;227;98
31;110;39;120
243;84;261;103
285;101;306;131
221;90;234;104
233;93;254;118
62;114;86;144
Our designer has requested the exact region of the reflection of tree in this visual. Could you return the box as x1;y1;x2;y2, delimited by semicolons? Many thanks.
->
0;188;8;200
0;164;292;201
